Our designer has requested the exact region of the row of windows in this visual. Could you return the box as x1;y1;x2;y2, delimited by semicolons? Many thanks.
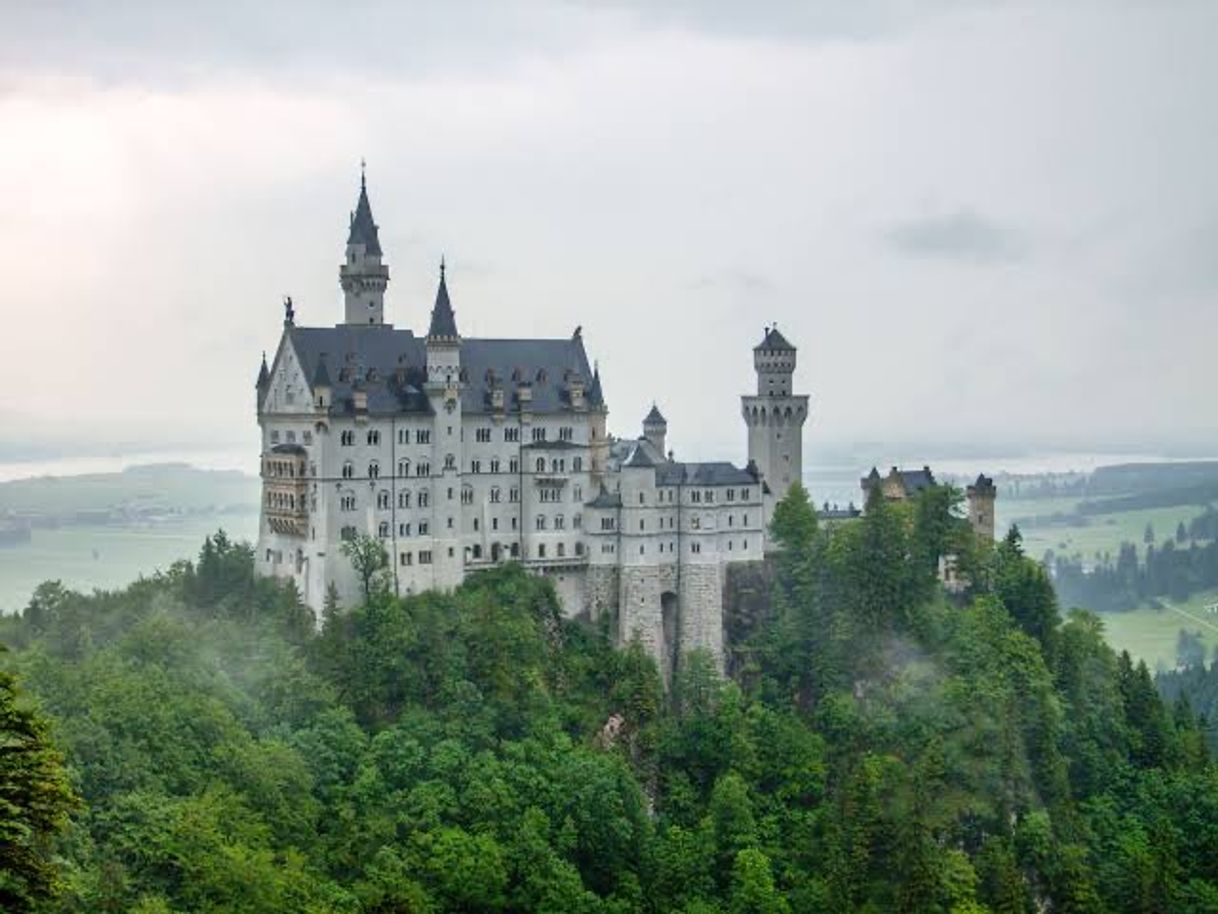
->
534;514;583;531
265;491;300;510
535;456;582;473
269;429;313;446
264;458;306;478
334;426;585;447
633;487;753;505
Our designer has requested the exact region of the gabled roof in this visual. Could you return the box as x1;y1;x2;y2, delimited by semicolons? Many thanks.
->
755;326;795;351
346;173;382;257
644;404;666;426
624;441;658;468
428;262;459;339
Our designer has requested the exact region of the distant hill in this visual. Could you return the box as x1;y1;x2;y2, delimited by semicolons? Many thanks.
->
0;463;259;521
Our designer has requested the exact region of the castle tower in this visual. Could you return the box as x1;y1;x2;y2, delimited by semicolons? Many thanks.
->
340;166;390;325
967;474;998;542
425;259;464;589
642;404;667;457
741;326;809;534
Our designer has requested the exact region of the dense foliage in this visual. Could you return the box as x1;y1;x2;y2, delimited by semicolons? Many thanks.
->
3;499;1218;912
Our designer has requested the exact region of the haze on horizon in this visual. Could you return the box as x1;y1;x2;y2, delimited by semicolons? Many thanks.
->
1;0;1215;470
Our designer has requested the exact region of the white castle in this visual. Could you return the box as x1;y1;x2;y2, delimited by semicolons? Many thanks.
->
256;174;808;675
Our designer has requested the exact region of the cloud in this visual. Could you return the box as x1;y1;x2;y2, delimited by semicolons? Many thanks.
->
883;209;1027;264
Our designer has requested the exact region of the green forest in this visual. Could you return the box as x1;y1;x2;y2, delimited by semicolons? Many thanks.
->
3;487;1218;913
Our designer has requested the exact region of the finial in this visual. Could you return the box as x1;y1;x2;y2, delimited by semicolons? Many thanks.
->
440;255;446;279
360;157;366;190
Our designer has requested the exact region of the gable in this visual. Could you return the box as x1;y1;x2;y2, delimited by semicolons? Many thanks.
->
263;334;310;415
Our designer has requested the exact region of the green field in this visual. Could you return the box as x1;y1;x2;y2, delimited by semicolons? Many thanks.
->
1093;590;1218;672
997;495;1210;565
0;514;259;614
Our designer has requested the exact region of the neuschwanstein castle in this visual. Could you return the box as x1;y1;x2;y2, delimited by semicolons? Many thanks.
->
256;173;807;676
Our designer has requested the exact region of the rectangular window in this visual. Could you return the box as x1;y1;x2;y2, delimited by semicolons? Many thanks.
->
476;428;492;443
419;550;432;564
531;427;546;442
505;427;520;443
419;521;430;535
400;552;412;566
416;430;431;444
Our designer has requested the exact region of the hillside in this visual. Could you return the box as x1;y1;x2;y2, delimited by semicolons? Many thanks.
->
2;488;1218;913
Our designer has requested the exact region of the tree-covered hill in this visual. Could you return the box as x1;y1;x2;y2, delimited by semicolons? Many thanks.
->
3;491;1218;912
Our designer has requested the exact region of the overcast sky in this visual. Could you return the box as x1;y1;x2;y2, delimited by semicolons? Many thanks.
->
1;0;1215;472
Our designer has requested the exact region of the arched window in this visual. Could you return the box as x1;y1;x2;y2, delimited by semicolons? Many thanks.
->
342;461;354;479
398;459;410;476
419;490;430;508
555;514;565;530
444;453;456;470
536;457;545;472
367;429;380;445
490;487;501;503
573;457;582;472
399;490;411;509
369;461;380;478
536;514;546;530
378;521;390;538
377;490;390;510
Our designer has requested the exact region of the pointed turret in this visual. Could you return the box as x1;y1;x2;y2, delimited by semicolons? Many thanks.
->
340;163;390;325
643;403;667;456
312;355;332;411
588;363;604;408
256;352;269;415
427;258;459;340
346;168;383;256
312;355;331;388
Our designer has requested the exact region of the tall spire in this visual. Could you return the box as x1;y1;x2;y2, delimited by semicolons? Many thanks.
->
340;164;390;325
347;164;382;256
427;257;459;340
256;351;269;389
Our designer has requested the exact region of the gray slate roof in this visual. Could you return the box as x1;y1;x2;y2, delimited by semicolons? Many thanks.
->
285;324;601;417
347;177;382;256
755;327;795;351
644;404;666;425
256;354;269;388
656;461;758;487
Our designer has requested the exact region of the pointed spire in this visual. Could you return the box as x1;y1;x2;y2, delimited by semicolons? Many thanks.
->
256;352;269;388
588;361;604;407
312;354;331;389
644;403;666;426
427;257;459;340
347;163;382;256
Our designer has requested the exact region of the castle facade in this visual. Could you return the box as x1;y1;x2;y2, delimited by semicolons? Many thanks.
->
255;175;808;675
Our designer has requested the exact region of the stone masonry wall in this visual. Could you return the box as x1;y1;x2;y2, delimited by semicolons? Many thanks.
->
585;566;620;625
679;563;724;673
619;565;663;672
